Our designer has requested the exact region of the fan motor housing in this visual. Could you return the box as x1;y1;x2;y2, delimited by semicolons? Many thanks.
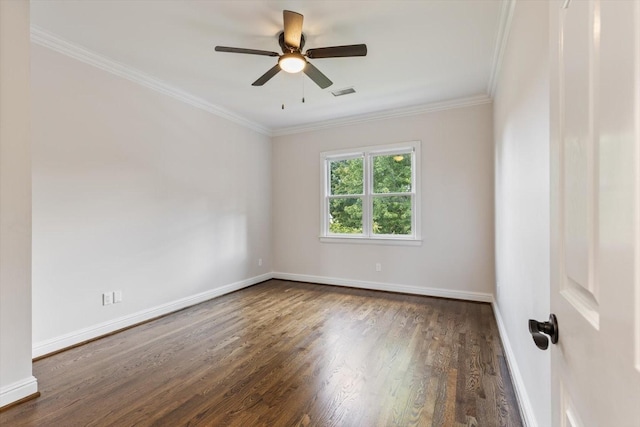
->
279;32;305;52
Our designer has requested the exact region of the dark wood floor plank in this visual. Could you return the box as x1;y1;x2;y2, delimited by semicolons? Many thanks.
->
1;280;523;426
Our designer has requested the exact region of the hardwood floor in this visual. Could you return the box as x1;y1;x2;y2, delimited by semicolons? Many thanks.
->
1;280;522;426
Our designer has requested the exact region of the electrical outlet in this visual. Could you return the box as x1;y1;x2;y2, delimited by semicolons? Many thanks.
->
113;290;123;303
258;258;263;267
103;292;113;306
375;263;382;272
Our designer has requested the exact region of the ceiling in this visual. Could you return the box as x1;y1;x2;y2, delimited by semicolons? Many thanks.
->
30;0;508;134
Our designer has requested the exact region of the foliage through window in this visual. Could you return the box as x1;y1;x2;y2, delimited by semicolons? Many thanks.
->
321;142;420;241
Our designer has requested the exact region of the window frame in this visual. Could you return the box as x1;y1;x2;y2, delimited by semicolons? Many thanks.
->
320;141;421;245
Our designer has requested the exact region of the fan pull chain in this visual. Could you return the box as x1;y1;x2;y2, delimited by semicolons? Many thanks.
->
282;73;306;110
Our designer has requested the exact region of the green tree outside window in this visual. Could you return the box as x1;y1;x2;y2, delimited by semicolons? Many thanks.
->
327;152;413;236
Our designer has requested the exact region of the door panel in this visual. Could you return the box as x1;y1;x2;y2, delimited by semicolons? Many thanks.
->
562;0;596;308
560;383;584;427
550;0;640;426
560;0;600;328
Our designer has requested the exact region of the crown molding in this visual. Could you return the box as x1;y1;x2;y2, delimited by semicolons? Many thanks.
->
271;94;493;137
487;0;516;97
31;26;497;139
30;26;271;136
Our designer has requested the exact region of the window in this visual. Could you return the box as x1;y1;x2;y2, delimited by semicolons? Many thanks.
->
320;141;420;244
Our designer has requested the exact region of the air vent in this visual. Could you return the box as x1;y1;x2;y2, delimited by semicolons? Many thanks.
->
331;87;356;97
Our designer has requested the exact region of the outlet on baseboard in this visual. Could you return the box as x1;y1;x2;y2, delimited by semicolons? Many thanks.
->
258;258;263;267
375;263;382;272
103;292;113;306
114;290;123;303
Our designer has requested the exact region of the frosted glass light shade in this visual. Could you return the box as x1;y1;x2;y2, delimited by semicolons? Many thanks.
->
279;53;306;73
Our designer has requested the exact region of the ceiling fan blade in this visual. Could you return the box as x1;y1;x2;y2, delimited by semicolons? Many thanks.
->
252;64;281;86
303;61;332;89
306;44;368;59
283;10;303;50
215;46;279;57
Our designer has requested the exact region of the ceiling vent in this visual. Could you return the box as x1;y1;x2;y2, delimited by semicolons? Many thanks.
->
331;87;356;97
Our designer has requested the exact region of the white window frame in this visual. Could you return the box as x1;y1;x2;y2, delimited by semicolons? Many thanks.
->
320;141;421;246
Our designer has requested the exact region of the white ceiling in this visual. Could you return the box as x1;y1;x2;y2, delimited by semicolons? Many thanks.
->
30;0;507;134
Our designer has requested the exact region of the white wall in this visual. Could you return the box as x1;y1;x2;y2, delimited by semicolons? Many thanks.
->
493;2;550;426
272;103;495;299
30;45;272;355
0;0;38;407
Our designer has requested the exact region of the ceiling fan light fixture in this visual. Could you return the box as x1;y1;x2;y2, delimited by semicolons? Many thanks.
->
215;10;366;88
278;52;306;73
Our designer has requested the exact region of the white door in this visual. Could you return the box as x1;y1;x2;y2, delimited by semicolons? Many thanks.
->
549;0;640;426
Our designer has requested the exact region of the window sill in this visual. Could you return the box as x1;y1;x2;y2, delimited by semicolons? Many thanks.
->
319;236;422;246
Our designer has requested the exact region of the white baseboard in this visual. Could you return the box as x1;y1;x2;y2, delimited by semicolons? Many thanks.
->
25;272;537;424
32;273;272;358
0;376;38;408
492;301;537;427
33;271;494;358
273;272;494;303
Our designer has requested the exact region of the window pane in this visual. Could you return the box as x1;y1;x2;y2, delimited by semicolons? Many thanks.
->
330;158;363;195
373;154;412;194
372;196;412;235
329;197;363;234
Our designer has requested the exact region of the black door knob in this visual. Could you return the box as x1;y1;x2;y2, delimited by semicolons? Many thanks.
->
528;314;559;350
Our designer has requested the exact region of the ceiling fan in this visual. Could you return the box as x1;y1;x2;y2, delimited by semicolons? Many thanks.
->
215;10;367;89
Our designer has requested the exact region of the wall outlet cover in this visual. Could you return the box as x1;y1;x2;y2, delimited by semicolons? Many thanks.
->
103;292;113;305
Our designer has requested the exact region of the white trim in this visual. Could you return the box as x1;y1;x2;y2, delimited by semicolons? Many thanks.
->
321;141;416;159
272;94;493;136
321;141;421;241
30;26;495;138
634;0;640;374
0;376;38;408
487;0;517;97
32;272;495;359
29;26;270;136
32;273;272;358
319;236;422;246
273;272;493;303
492;301;538;427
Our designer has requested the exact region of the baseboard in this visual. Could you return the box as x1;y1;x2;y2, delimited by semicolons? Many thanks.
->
0;376;38;409
33;272;491;358
32;273;273;358
273;272;493;303
492;301;537;427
